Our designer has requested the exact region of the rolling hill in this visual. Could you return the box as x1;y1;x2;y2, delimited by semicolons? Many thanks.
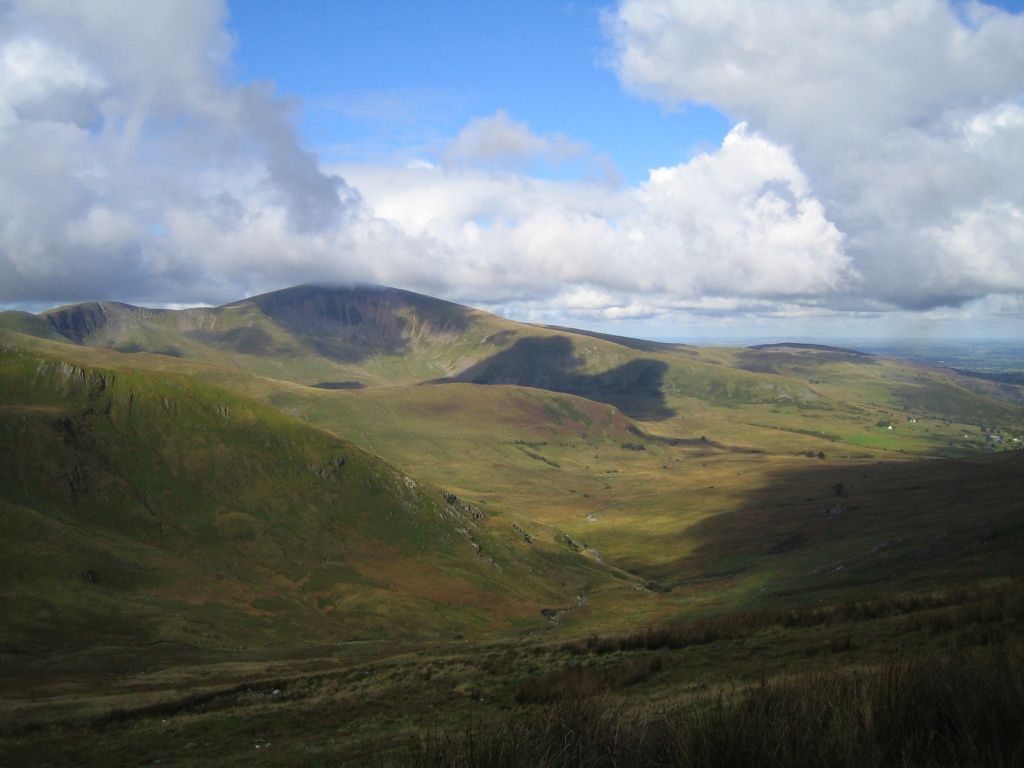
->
2;283;1023;765
0;342;622;655
8;283;1022;447
3;283;1022;622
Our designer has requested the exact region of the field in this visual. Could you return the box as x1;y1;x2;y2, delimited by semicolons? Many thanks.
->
1;285;1022;765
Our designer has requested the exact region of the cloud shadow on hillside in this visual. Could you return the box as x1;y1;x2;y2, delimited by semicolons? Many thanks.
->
735;345;876;375
436;335;675;420
628;451;1024;598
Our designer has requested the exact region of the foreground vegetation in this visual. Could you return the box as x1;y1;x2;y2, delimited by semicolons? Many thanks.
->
1;581;1021;766
408;585;1024;767
411;643;1023;768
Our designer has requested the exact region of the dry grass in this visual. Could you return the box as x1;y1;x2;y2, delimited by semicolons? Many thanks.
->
562;583;1024;656
406;641;1024;768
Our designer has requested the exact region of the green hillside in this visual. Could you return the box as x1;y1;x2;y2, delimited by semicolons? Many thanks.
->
1;285;1022;766
14;285;1021;459
0;342;618;654
3;284;1022;632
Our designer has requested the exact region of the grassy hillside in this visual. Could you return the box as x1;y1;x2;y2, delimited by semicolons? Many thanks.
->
275;379;1024;621
1;284;1022;766
12;285;1021;461
3;580;1020;766
4;285;1023;629
0;342;621;655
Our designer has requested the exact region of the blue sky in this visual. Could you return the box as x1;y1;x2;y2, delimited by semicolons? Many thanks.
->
227;1;731;184
1;0;1022;341
223;0;1024;340
226;0;1023;182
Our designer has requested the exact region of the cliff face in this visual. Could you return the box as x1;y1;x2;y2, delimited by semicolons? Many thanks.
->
44;302;112;343
238;284;478;361
43;302;165;345
35;284;493;366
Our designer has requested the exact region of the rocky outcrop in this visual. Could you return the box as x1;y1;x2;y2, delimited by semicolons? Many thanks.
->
512;524;533;544
557;532;586;553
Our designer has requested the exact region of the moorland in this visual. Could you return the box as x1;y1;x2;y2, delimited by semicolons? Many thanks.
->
1;284;1021;766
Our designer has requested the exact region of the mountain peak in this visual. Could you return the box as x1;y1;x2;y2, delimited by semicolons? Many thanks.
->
228;283;483;361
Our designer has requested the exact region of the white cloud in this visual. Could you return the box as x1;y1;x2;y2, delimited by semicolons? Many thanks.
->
0;37;104;129
344;121;852;310
607;0;1024;312
444;110;588;169
926;201;1024;294
1;0;1020;337
0;0;373;305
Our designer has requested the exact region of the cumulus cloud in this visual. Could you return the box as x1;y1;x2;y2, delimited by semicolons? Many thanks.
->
2;0;1018;336
444;110;588;169
345;121;853;309
607;0;1024;312
0;0;373;305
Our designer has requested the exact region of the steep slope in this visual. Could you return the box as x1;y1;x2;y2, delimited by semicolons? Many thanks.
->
236;283;480;361
0;341;618;654
0;311;63;341
27;284;522;387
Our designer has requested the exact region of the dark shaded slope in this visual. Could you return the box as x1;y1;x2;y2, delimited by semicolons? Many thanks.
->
439;335;674;420
233;283;478;362
658;451;1024;598
738;344;875;374
43;301;163;344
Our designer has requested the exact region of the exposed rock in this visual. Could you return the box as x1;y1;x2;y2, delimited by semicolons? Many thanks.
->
313;456;346;481
643;580;672;593
511;523;533;544
556;532;586;552
442;490;486;524
66;463;90;501
454;526;502;571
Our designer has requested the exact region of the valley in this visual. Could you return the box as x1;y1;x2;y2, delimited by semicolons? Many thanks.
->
1;284;1022;766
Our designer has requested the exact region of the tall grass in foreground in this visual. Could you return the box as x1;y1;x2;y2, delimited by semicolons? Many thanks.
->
562;584;1024;657
404;642;1024;768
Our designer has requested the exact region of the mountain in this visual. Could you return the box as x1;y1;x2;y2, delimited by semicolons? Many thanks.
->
4;283;1023;625
12;282;1019;428
2;284;1023;765
24;284;517;387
